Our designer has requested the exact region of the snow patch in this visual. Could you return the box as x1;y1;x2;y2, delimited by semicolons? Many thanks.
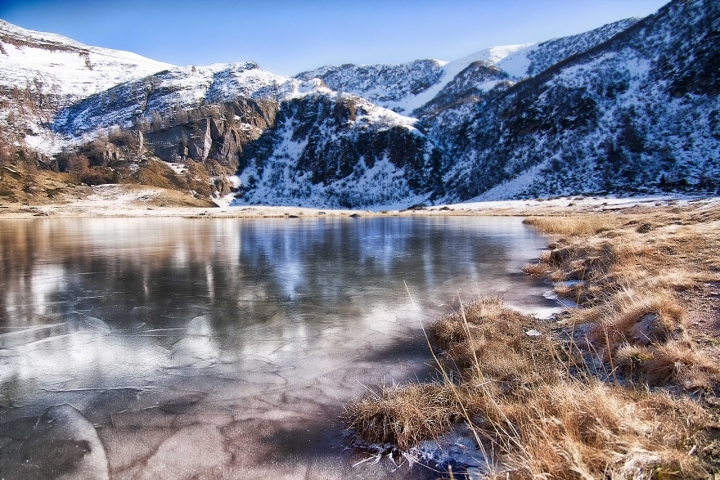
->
469;162;549;201
388;44;534;114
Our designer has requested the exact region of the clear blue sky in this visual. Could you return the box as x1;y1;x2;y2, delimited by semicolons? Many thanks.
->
1;0;670;76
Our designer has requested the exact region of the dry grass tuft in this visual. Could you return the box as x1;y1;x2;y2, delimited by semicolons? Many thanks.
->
347;298;709;477
345;383;459;451
521;262;548;276
523;215;622;235
585;288;685;352
498;380;707;479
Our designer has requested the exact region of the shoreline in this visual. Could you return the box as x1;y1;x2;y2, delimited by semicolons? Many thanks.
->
2;186;719;476
0;184;716;219
346;199;720;477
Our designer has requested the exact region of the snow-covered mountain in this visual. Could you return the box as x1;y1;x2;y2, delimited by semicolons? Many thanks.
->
51;60;442;208
429;0;720;201
523;18;640;77
296;60;446;115
0;0;717;208
0;20;171;102
296;18;639;117
235;95;443;208
54;62;326;136
296;47;533;116
0;20;171;152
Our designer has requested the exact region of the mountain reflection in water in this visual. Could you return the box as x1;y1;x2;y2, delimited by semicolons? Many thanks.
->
0;216;558;479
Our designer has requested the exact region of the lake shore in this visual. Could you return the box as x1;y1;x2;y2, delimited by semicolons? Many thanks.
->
1;183;717;219
3;184;719;477
346;198;720;478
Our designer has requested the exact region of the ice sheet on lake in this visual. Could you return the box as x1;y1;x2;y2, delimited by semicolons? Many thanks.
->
0;404;109;480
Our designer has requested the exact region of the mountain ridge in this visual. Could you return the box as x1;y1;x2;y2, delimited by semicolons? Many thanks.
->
0;1;717;209
429;0;719;201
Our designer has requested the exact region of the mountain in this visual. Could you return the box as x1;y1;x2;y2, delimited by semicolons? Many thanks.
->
0;22;440;208
425;0;720;200
235;94;443;208
0;0;717;209
296;18;639;117
50;61;442;208
0;20;171;153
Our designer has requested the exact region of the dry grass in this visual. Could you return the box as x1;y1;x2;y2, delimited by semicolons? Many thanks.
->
523;214;623;235
345;383;460;451
520;262;548;276
347;299;709;477
0;163;86;205
0;157;232;207
346;202;720;478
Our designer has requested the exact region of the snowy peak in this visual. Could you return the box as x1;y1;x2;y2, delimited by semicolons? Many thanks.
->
0;19;99;53
55;61;337;136
395;44;532;115
524;17;641;76
0;20;173;105
296;59;446;114
294;50;531;116
296;18;641;117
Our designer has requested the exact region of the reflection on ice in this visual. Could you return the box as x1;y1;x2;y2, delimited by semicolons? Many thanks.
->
0;216;557;478
170;315;220;367
0;404;110;480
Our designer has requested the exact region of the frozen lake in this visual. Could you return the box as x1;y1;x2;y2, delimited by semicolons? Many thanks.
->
0;216;557;479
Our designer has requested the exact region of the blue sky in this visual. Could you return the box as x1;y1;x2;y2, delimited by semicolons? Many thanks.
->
1;0;670;76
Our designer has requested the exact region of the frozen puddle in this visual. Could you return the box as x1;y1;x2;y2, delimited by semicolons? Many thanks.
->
0;216;559;478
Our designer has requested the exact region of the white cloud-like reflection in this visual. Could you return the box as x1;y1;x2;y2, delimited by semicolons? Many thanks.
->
0;216;557;411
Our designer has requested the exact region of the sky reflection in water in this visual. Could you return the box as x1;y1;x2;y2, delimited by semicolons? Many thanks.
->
0;216;558;478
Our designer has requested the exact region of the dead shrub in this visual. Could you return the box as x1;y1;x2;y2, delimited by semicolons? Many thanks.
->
521;262;547;275
344;383;459;451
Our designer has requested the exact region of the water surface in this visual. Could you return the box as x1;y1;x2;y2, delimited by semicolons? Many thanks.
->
0;216;556;479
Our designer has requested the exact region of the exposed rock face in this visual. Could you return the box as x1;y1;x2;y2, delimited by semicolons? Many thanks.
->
236;95;444;208
143;99;280;169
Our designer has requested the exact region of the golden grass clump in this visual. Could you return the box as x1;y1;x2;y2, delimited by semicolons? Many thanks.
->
520;262;548;275
615;341;720;389
497;381;707;479
432;298;554;383
345;383;459;451
346;298;709;477
523;214;622;235
584;288;684;350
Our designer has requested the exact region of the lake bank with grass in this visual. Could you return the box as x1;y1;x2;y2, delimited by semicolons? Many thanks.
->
346;200;720;478
1;191;718;478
